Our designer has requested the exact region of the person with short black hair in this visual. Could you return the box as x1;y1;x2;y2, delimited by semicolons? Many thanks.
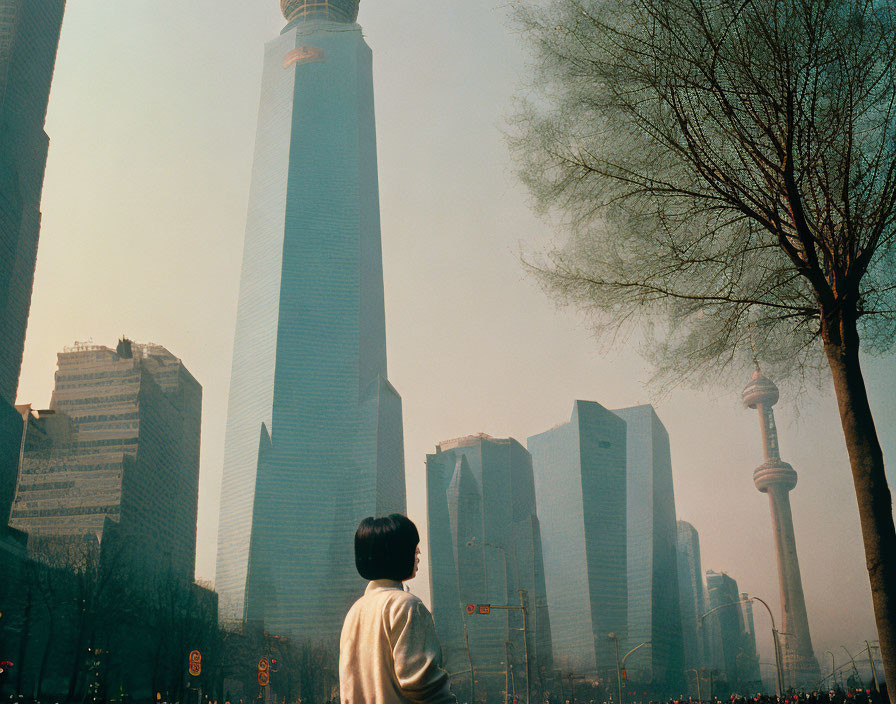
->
339;514;455;704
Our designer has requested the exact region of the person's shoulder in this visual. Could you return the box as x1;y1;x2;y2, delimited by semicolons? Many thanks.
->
380;588;427;620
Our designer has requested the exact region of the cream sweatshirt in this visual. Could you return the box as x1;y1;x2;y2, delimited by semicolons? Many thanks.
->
339;579;457;704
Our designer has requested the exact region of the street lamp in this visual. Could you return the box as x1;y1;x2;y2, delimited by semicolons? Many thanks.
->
608;633;623;704
685;669;702;702
700;595;784;698
841;646;862;688
824;651;836;689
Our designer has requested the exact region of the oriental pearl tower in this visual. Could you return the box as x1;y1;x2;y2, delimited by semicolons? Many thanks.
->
743;368;821;689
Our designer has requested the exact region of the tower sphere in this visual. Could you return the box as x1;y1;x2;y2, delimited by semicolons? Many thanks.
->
742;369;779;409
281;0;360;23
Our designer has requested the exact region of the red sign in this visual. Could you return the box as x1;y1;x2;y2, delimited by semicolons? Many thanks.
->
189;662;201;677
466;604;475;615
189;650;201;664
478;605;491;615
258;671;270;687
258;658;269;672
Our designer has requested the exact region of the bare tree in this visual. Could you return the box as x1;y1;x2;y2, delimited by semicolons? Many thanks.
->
511;0;896;689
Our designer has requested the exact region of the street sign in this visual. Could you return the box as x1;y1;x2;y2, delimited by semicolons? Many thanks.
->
258;671;270;687
189;650;201;664
478;605;490;615
466;604;475;615
258;658;269;672
189;662;201;677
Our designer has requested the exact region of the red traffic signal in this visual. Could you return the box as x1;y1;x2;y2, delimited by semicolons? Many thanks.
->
189;662;201;677
258;658;269;673
478;605;490;615
189;650;201;664
621;669;627;680
258;671;270;687
466;604;475;615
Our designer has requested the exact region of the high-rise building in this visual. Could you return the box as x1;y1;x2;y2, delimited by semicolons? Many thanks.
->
676;521;706;679
9;340;201;579
215;0;406;639
704;571;761;694
0;0;66;528
426;434;553;694
528;401;627;674
742;368;820;689
613;405;684;695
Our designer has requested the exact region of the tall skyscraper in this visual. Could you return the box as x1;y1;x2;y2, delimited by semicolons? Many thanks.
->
742;368;820;688
9;340;201;579
215;0;406;639
0;0;66;527
528;401;627;674
426;434;553;693
676;521;706;679
704;571;761;694
613;405;684;695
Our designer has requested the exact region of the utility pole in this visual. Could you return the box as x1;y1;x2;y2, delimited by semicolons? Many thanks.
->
865;641;880;693
608;633;623;704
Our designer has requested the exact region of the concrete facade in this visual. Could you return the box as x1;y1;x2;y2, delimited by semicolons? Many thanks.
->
9;340;201;580
742;369;820;689
215;0;406;640
528;401;628;675
426;434;553;697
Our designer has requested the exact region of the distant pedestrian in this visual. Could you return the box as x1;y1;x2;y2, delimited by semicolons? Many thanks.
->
339;514;455;704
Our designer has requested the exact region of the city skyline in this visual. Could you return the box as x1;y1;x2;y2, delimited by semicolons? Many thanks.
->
12;0;892;674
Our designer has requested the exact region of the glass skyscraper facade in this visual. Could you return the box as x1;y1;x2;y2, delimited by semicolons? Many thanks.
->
704;571;760;693
528;401;628;674
425;434;553;693
215;1;406;639
9;341;201;579
613;405;684;696
0;0;65;523
676;520;706;678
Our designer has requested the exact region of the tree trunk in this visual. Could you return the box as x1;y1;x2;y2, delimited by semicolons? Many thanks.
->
824;334;896;697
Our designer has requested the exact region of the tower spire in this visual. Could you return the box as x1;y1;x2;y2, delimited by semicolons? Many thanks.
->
742;369;820;689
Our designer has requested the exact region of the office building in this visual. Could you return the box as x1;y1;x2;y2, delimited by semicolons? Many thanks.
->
0;0;66;528
426;434;553;694
215;0;406;639
613;405;684;695
528;401;627;674
9;340;201;579
677;521;706;677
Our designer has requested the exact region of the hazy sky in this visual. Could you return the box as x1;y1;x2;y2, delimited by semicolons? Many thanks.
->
17;0;896;678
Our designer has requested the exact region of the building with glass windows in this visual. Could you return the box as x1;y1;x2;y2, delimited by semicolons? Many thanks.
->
426;434;553;694
528;401;628;674
704;571;760;693
676;521;706;678
0;0;66;526
612;405;684;695
9;340;201;579
215;0;406;639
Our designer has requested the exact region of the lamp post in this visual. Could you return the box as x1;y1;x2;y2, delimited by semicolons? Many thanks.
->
825;651;836;689
841;646;862;688
686;669;702;702
608;633;623;704
700;595;784;697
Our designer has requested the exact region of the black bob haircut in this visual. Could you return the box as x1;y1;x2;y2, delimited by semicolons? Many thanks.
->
354;514;419;581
